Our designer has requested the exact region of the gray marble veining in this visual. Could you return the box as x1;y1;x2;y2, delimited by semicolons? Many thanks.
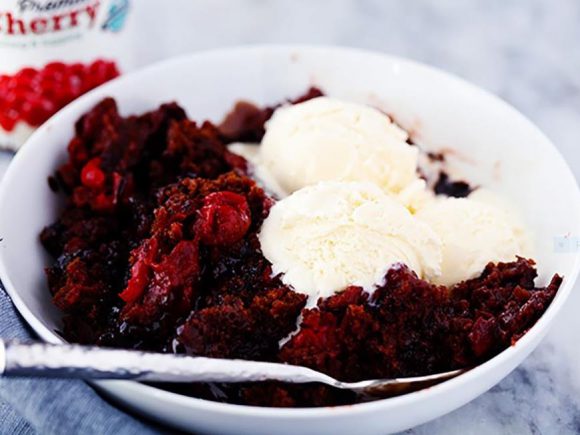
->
1;1;579;433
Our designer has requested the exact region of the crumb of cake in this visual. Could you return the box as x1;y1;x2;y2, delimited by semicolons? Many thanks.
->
427;151;446;162
218;87;323;143
280;259;560;383
434;171;473;198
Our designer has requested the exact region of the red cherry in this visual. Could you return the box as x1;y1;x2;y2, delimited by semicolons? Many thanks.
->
85;60;120;91
21;98;55;126
5;77;21;92
40;96;56;110
93;193;115;212
11;88;34;109
69;63;86;77
103;62;120;80
15;67;37;84
89;60;108;75
2;91;19;108
0;113;16;131
80;158;106;189
40;85;58;101
67;75;83;94
119;238;159;303
21;102;44;126
197;191;251;246
7;107;19;118
44;62;66;75
34;75;58;96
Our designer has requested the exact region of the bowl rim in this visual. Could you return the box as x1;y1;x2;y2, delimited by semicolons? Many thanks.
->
1;44;579;419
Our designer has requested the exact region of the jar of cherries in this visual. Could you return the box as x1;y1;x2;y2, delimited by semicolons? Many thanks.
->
0;0;135;151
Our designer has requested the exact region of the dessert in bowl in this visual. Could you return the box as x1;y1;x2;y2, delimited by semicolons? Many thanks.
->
0;46;578;434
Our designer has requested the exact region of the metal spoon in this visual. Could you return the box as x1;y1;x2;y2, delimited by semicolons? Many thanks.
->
0;339;466;398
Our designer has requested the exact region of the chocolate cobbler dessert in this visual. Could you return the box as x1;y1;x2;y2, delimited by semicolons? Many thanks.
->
40;88;562;407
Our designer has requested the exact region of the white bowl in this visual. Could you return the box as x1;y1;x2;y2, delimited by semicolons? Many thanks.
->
0;45;579;434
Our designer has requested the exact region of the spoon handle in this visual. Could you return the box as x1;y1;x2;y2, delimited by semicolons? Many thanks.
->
0;339;332;385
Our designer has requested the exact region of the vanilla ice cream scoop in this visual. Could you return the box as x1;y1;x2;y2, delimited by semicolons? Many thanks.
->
469;188;533;256
260;97;419;195
416;196;530;287
396;178;436;214
259;181;442;304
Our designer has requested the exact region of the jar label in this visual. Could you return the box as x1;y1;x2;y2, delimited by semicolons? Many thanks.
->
1;0;130;43
0;0;134;150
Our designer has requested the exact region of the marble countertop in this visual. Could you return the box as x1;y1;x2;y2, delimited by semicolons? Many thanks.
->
1;0;578;433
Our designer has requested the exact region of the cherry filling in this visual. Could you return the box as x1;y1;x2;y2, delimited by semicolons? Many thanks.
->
0;59;119;132
80;157;106;189
119;238;160;304
197;191;251;246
